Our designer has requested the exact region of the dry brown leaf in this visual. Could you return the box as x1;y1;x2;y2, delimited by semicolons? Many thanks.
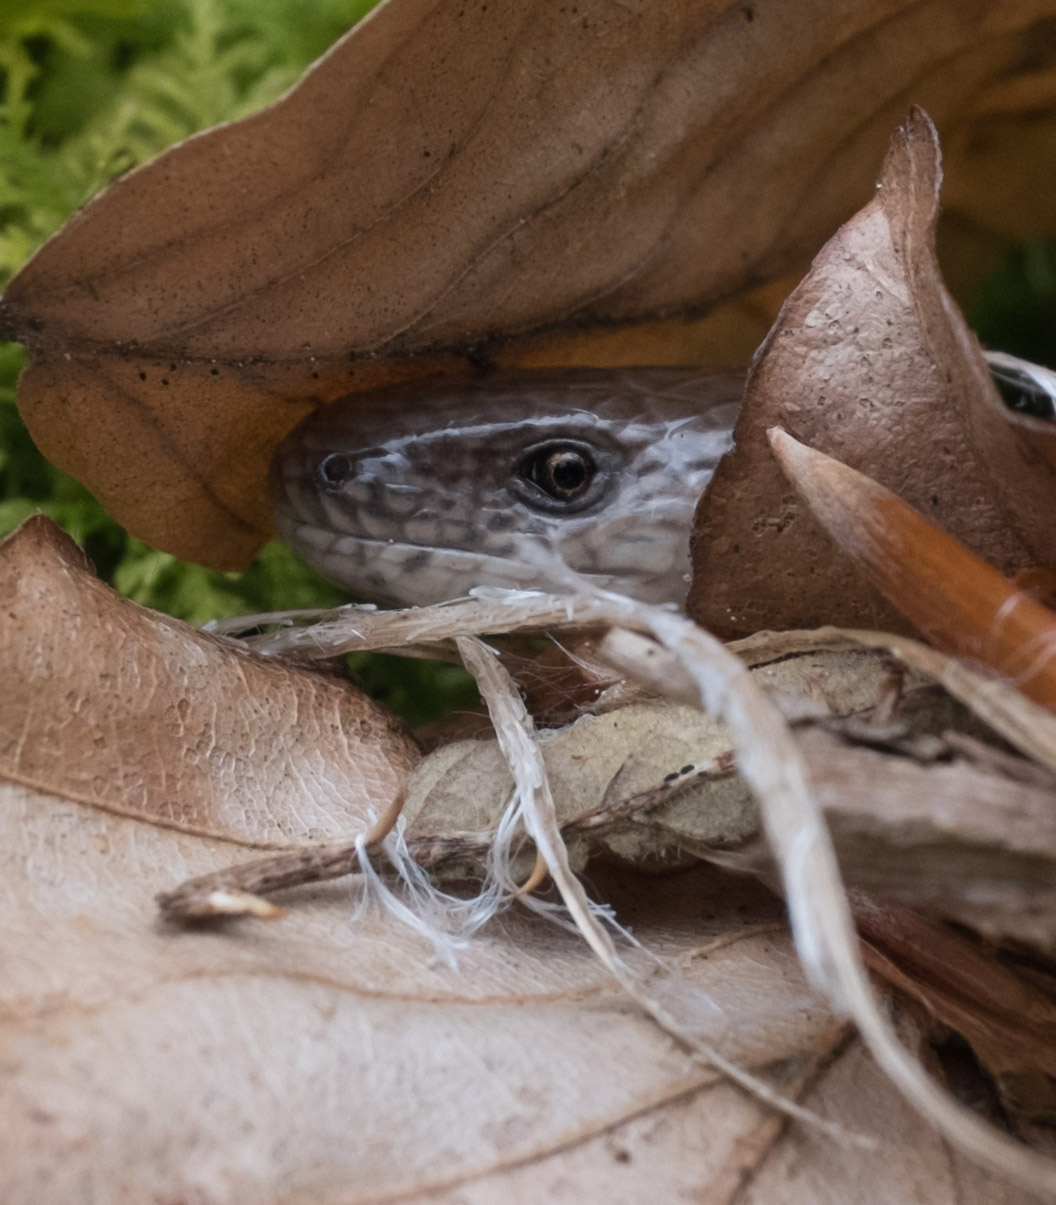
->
5;4;1056;566
4;524;1056;1195
733;1008;1046;1205
690;108;1056;637
0;516;416;842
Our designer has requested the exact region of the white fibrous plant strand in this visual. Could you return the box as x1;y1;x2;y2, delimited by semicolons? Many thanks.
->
454;632;867;1143
350;812;504;970
243;589;1056;1197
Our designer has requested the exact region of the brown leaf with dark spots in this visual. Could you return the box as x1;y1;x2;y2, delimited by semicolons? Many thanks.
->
690;108;1052;637
0;516;417;843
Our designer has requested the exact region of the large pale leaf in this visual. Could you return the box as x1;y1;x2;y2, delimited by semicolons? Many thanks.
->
10;773;1038;1204
5;1;1056;566
0;776;845;1203
2;521;1054;1197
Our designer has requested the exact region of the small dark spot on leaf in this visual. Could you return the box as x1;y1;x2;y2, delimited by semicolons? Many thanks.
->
138;371;147;381
210;367;219;376
161;378;170;387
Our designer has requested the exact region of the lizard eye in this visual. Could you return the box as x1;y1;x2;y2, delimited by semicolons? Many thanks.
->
512;440;609;513
520;445;595;501
317;453;353;489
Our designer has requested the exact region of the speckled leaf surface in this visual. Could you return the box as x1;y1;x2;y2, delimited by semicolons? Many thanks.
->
0;516;416;841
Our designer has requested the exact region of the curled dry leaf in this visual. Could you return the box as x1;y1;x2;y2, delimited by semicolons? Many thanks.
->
690;108;1056;637
0;516;416;843
5;7;1056;565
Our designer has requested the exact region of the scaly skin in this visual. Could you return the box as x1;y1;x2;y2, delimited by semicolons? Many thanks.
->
270;368;744;607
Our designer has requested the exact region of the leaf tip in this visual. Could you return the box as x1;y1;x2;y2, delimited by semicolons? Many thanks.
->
0;514;95;578
766;425;816;480
877;105;942;206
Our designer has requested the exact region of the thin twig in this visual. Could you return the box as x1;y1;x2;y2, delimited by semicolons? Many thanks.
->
155;752;733;920
156;789;406;920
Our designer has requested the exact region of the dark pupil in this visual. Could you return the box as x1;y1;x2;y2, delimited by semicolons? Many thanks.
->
525;446;594;500
318;453;352;488
549;451;589;494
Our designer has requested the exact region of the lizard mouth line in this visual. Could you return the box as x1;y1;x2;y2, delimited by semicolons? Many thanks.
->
284;520;669;605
